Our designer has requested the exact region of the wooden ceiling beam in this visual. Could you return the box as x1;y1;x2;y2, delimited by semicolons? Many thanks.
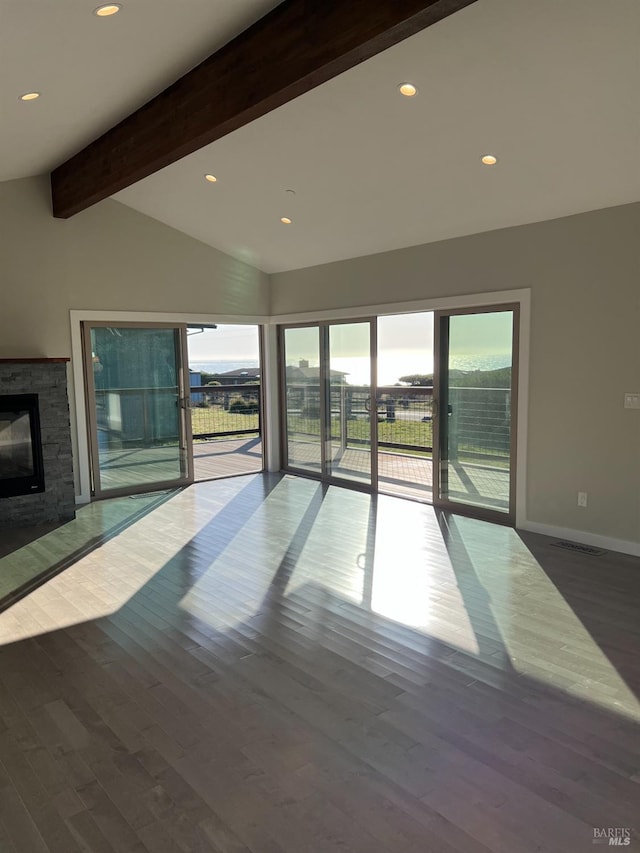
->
51;0;477;218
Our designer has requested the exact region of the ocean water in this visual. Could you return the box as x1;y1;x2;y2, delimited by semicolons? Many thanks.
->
335;353;512;385
189;360;259;374
449;353;512;372
189;354;511;384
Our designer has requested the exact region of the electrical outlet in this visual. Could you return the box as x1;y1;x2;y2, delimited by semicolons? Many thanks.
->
624;393;640;409
577;491;588;507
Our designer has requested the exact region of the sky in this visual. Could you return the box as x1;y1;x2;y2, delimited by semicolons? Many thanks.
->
281;312;513;384
187;325;259;363
447;311;513;355
187;313;513;384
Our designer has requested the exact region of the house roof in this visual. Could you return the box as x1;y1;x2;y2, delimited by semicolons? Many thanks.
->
4;1;639;272
286;366;347;380
213;368;261;379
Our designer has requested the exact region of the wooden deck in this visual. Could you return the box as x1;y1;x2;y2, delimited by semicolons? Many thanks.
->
95;438;263;492
289;440;510;508
95;436;505;509
0;474;638;852
97;446;183;492
193;437;263;481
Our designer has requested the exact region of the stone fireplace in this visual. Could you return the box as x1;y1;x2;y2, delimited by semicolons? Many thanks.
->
0;359;75;529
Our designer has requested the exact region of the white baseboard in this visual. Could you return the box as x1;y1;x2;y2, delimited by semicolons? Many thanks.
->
519;520;640;558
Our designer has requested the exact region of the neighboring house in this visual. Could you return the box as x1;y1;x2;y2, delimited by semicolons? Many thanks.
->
189;369;204;404
286;360;348;384
208;368;261;386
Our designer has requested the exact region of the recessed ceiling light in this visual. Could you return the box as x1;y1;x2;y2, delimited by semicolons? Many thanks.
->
94;4;121;16
481;154;498;165
280;217;292;225
398;83;417;97
204;174;218;183
19;92;40;101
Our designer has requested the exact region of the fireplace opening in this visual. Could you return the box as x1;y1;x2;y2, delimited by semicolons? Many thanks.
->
0;394;46;499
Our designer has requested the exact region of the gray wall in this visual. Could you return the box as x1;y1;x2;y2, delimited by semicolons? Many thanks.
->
271;204;640;545
0;175;269;497
0;175;269;360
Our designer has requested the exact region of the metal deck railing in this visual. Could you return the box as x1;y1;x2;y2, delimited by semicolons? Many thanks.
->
190;383;261;440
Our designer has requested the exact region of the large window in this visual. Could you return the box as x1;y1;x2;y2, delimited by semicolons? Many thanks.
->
280;305;519;525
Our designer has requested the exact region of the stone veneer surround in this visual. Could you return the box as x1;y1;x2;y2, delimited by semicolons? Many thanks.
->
0;360;75;529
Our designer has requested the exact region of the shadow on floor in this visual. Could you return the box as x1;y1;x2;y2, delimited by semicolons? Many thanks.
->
0;520;66;559
0;489;181;611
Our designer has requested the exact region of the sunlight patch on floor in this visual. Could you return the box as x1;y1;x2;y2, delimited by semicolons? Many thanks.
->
181;480;481;656
371;496;480;653
452;516;640;721
0;492;169;601
4;473;637;729
177;477;324;629
0;481;244;645
282;485;374;609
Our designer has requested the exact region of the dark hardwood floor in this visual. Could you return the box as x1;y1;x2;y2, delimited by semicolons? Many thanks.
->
0;474;638;852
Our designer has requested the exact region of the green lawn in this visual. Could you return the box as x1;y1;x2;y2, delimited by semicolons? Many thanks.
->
190;407;508;468
287;414;432;446
191;406;259;437
287;415;509;466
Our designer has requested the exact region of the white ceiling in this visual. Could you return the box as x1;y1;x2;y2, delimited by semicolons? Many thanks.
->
0;0;282;180
4;1;640;274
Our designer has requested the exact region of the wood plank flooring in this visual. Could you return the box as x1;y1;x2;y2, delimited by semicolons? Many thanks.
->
0;491;177;604
0;474;639;852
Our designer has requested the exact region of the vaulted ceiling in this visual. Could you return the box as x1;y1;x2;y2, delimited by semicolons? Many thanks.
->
4;0;639;273
1;0;282;181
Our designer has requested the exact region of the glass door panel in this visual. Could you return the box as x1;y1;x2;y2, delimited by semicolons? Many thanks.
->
326;322;373;485
186;324;263;481
86;324;191;496
282;326;322;474
435;308;517;521
376;312;434;500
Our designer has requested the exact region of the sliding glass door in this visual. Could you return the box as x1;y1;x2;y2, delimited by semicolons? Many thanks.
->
433;306;518;523
281;320;375;487
282;326;322;474
280;307;519;522
83;323;192;497
326;322;374;486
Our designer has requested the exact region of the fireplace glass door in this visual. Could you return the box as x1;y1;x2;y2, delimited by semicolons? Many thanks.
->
0;394;45;498
83;323;193;497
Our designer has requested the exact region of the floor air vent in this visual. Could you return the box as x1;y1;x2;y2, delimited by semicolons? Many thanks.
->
551;540;606;557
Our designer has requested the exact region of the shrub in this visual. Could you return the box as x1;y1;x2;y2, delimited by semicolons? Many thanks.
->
301;403;320;419
229;396;258;414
